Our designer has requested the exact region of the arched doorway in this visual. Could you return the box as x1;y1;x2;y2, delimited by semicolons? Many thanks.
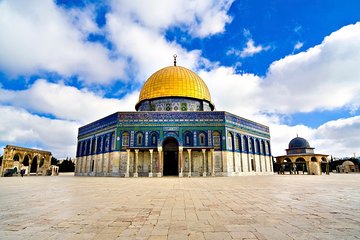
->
296;158;307;174
31;156;38;173
163;137;179;176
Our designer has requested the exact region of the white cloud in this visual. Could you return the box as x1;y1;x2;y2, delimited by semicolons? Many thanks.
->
227;39;270;58
0;79;140;158
109;0;233;37
0;105;79;158
262;22;360;114
106;0;233;82
0;79;138;123
0;0;125;84
293;41;304;51
202;23;360;158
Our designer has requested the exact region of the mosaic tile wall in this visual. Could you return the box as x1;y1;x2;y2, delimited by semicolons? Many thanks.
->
137;98;212;112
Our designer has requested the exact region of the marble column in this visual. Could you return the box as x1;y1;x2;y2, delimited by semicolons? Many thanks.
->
157;147;163;177
134;149;139;177
187;149;192;177
211;149;215;176
149;149;153;177
202;149;207;177
28;160;32;176
179;147;183;177
125;149;130;177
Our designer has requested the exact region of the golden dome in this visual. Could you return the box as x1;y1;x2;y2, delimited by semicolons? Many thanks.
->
137;66;212;105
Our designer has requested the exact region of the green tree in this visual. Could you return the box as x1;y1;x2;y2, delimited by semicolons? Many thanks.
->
58;159;75;172
51;157;58;165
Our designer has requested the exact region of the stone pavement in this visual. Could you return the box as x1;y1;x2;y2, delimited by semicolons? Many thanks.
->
0;174;359;240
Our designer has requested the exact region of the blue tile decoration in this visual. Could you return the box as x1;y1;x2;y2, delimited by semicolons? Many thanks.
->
77;111;271;156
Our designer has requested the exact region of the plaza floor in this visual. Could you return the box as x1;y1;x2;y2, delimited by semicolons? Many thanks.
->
0;174;359;240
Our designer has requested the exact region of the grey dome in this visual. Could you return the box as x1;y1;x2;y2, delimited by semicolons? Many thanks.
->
288;137;310;149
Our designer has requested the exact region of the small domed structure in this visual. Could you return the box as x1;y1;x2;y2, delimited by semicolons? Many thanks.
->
275;136;328;175
288;137;310;149
286;136;314;155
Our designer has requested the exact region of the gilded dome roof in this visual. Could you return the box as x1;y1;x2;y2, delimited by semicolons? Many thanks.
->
137;66;212;105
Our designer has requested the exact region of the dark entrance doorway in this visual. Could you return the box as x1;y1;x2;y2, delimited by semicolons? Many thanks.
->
163;137;179;176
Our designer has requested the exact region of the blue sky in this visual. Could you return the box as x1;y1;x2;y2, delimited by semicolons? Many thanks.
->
0;0;360;158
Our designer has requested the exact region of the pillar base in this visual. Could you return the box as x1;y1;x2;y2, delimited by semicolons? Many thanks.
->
202;172;207;177
124;173;129;178
211;172;215;177
148;172;153;178
157;172;162;177
179;172;183;177
133;173;138;178
188;172;192;177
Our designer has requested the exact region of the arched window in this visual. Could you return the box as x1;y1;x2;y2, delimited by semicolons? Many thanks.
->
184;131;192;146
136;132;144;146
242;136;248;153
227;132;234;151
213;131;220;149
122;132;129;146
150;132;158;146
199;132;206;146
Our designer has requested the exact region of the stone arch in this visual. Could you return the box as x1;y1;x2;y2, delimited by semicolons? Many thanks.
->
295;157;307;174
162;132;182;146
13;153;21;162
31;155;38;173
1;145;52;177
162;137;179;176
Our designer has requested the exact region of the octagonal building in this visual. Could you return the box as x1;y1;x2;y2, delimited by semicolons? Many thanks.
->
75;60;273;177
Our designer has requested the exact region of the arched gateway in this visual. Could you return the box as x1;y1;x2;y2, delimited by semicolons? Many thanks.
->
163;137;179;176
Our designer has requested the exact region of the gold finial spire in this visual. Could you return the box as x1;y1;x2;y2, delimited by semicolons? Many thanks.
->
173;54;177;66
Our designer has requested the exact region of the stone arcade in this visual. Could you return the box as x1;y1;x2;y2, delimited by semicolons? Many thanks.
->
75;59;273;177
0;145;52;176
